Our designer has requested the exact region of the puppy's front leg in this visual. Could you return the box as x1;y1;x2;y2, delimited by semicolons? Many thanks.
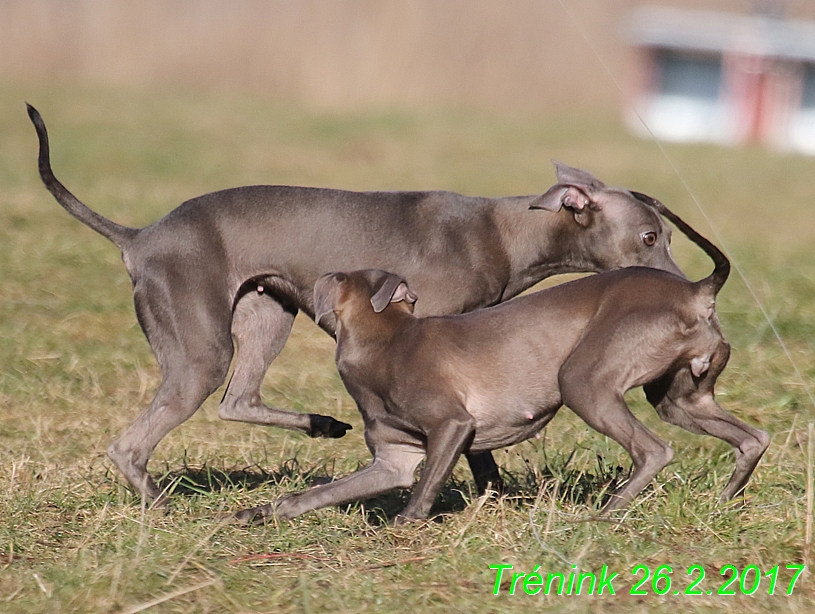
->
235;444;424;523
466;452;505;496
398;407;476;521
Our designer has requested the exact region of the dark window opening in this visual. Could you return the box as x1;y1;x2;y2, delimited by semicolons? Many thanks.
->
655;51;723;102
800;63;815;109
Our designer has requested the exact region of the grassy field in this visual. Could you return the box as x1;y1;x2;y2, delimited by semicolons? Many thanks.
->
1;83;815;613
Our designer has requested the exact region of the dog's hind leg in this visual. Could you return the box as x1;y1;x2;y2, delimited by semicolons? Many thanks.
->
107;275;235;503
559;347;674;512
108;357;232;502
564;391;674;512
644;346;770;503
218;291;352;438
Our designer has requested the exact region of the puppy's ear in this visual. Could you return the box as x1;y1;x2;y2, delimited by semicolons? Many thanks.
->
313;273;345;326
370;273;418;313
391;281;419;308
529;183;592;212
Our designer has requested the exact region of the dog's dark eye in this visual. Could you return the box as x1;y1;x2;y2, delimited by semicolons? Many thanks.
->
641;231;657;247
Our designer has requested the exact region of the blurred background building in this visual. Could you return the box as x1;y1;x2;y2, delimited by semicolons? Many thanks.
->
628;4;815;154
3;0;815;153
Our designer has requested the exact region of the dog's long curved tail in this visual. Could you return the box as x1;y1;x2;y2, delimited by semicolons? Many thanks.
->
631;191;730;297
26;104;138;250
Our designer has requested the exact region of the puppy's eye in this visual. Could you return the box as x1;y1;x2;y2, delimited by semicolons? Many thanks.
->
641;231;657;247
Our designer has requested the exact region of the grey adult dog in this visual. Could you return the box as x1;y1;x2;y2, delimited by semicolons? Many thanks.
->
235;196;769;523
27;104;685;503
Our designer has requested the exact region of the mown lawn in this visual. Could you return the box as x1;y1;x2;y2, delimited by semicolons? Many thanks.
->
1;83;814;613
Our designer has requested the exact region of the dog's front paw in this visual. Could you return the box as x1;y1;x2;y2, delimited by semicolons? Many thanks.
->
234;503;274;525
391;513;427;526
308;414;352;439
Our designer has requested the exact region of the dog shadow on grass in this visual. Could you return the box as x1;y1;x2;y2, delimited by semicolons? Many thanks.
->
154;450;630;522
155;456;334;498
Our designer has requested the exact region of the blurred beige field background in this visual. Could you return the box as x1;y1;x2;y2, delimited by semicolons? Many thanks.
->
2;1;815;612
6;0;815;111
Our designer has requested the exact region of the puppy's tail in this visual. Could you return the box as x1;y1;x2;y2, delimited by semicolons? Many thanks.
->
26;104;138;250
631;191;730;297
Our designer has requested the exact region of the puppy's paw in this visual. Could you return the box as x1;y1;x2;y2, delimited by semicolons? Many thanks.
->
308;415;353;439
149;494;172;513
234;503;274;525
391;513;426;527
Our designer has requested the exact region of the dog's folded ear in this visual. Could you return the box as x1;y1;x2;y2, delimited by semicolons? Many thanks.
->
371;273;418;313
529;183;592;212
530;161;606;212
